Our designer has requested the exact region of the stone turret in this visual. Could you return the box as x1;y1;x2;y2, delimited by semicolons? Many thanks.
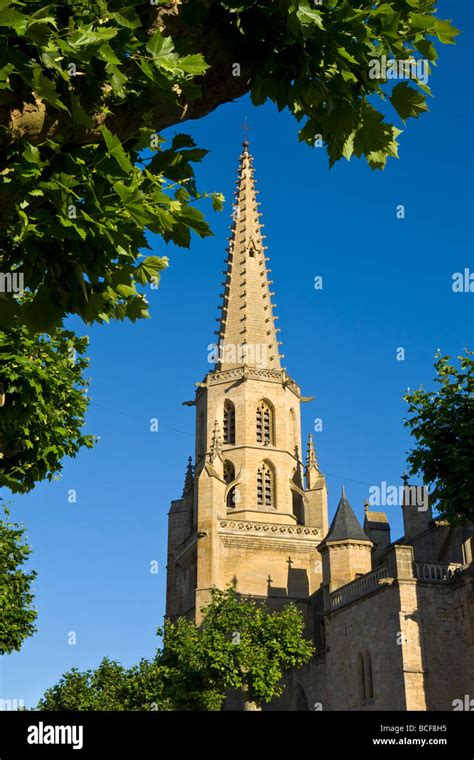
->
319;488;373;600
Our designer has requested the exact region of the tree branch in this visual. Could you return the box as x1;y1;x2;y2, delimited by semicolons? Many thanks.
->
2;2;255;148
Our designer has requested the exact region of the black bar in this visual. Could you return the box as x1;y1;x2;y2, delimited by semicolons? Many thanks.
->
0;711;472;757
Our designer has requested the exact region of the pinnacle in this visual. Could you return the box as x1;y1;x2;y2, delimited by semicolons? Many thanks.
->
306;432;319;470
182;456;194;496
208;419;222;462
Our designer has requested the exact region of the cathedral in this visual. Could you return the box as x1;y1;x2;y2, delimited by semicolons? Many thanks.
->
165;141;474;711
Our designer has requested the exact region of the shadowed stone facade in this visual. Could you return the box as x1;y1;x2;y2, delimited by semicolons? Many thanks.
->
166;142;474;710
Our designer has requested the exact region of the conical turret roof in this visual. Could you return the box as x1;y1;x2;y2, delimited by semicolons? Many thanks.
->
322;487;371;544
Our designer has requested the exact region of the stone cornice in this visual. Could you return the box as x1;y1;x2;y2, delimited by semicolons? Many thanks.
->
196;366;302;399
219;518;320;537
218;519;321;550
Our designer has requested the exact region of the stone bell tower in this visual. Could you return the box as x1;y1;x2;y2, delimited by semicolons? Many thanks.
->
166;140;328;628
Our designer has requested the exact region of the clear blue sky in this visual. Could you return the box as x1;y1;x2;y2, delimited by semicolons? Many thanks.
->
2;0;473;708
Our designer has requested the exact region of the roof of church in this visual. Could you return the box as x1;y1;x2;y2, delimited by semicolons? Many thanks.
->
214;140;282;371
322;487;371;544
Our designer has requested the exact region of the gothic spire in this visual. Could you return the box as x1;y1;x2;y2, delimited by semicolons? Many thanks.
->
182;456;194;497
208;419;222;463
306;433;319;470
305;432;321;490
214;141;282;371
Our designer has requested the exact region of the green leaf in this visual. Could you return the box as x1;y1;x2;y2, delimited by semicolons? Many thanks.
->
70;94;93;128
0;8;28;34
31;68;68;111
107;64;128;98
179;54;209;75
337;46;358;65
22;144;41;166
134;256;168;286
212;193;225;212
171;134;196;150
390;82;428;121
146;30;178;71
413;39;438;63
296;4;324;30
433;18;460;45
101;126;134;173
111;8;141;30
116;283;137;298
97;43;121;65
68;25;118;49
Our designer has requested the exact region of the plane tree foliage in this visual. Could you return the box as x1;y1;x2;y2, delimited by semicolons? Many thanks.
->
0;504;37;655
0;0;459;489
0;0;458;331
0;316;94;493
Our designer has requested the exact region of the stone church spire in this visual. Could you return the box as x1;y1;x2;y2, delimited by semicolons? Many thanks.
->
215;140;282;371
166;139;329;628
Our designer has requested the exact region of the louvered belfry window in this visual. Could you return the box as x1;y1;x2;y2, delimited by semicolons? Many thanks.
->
224;460;236;508
223;400;235;444
257;462;273;507
256;400;272;445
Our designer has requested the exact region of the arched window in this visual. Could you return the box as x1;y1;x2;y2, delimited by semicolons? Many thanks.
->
223;400;235;444
224;460;236;508
257;462;274;508
256;400;273;445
